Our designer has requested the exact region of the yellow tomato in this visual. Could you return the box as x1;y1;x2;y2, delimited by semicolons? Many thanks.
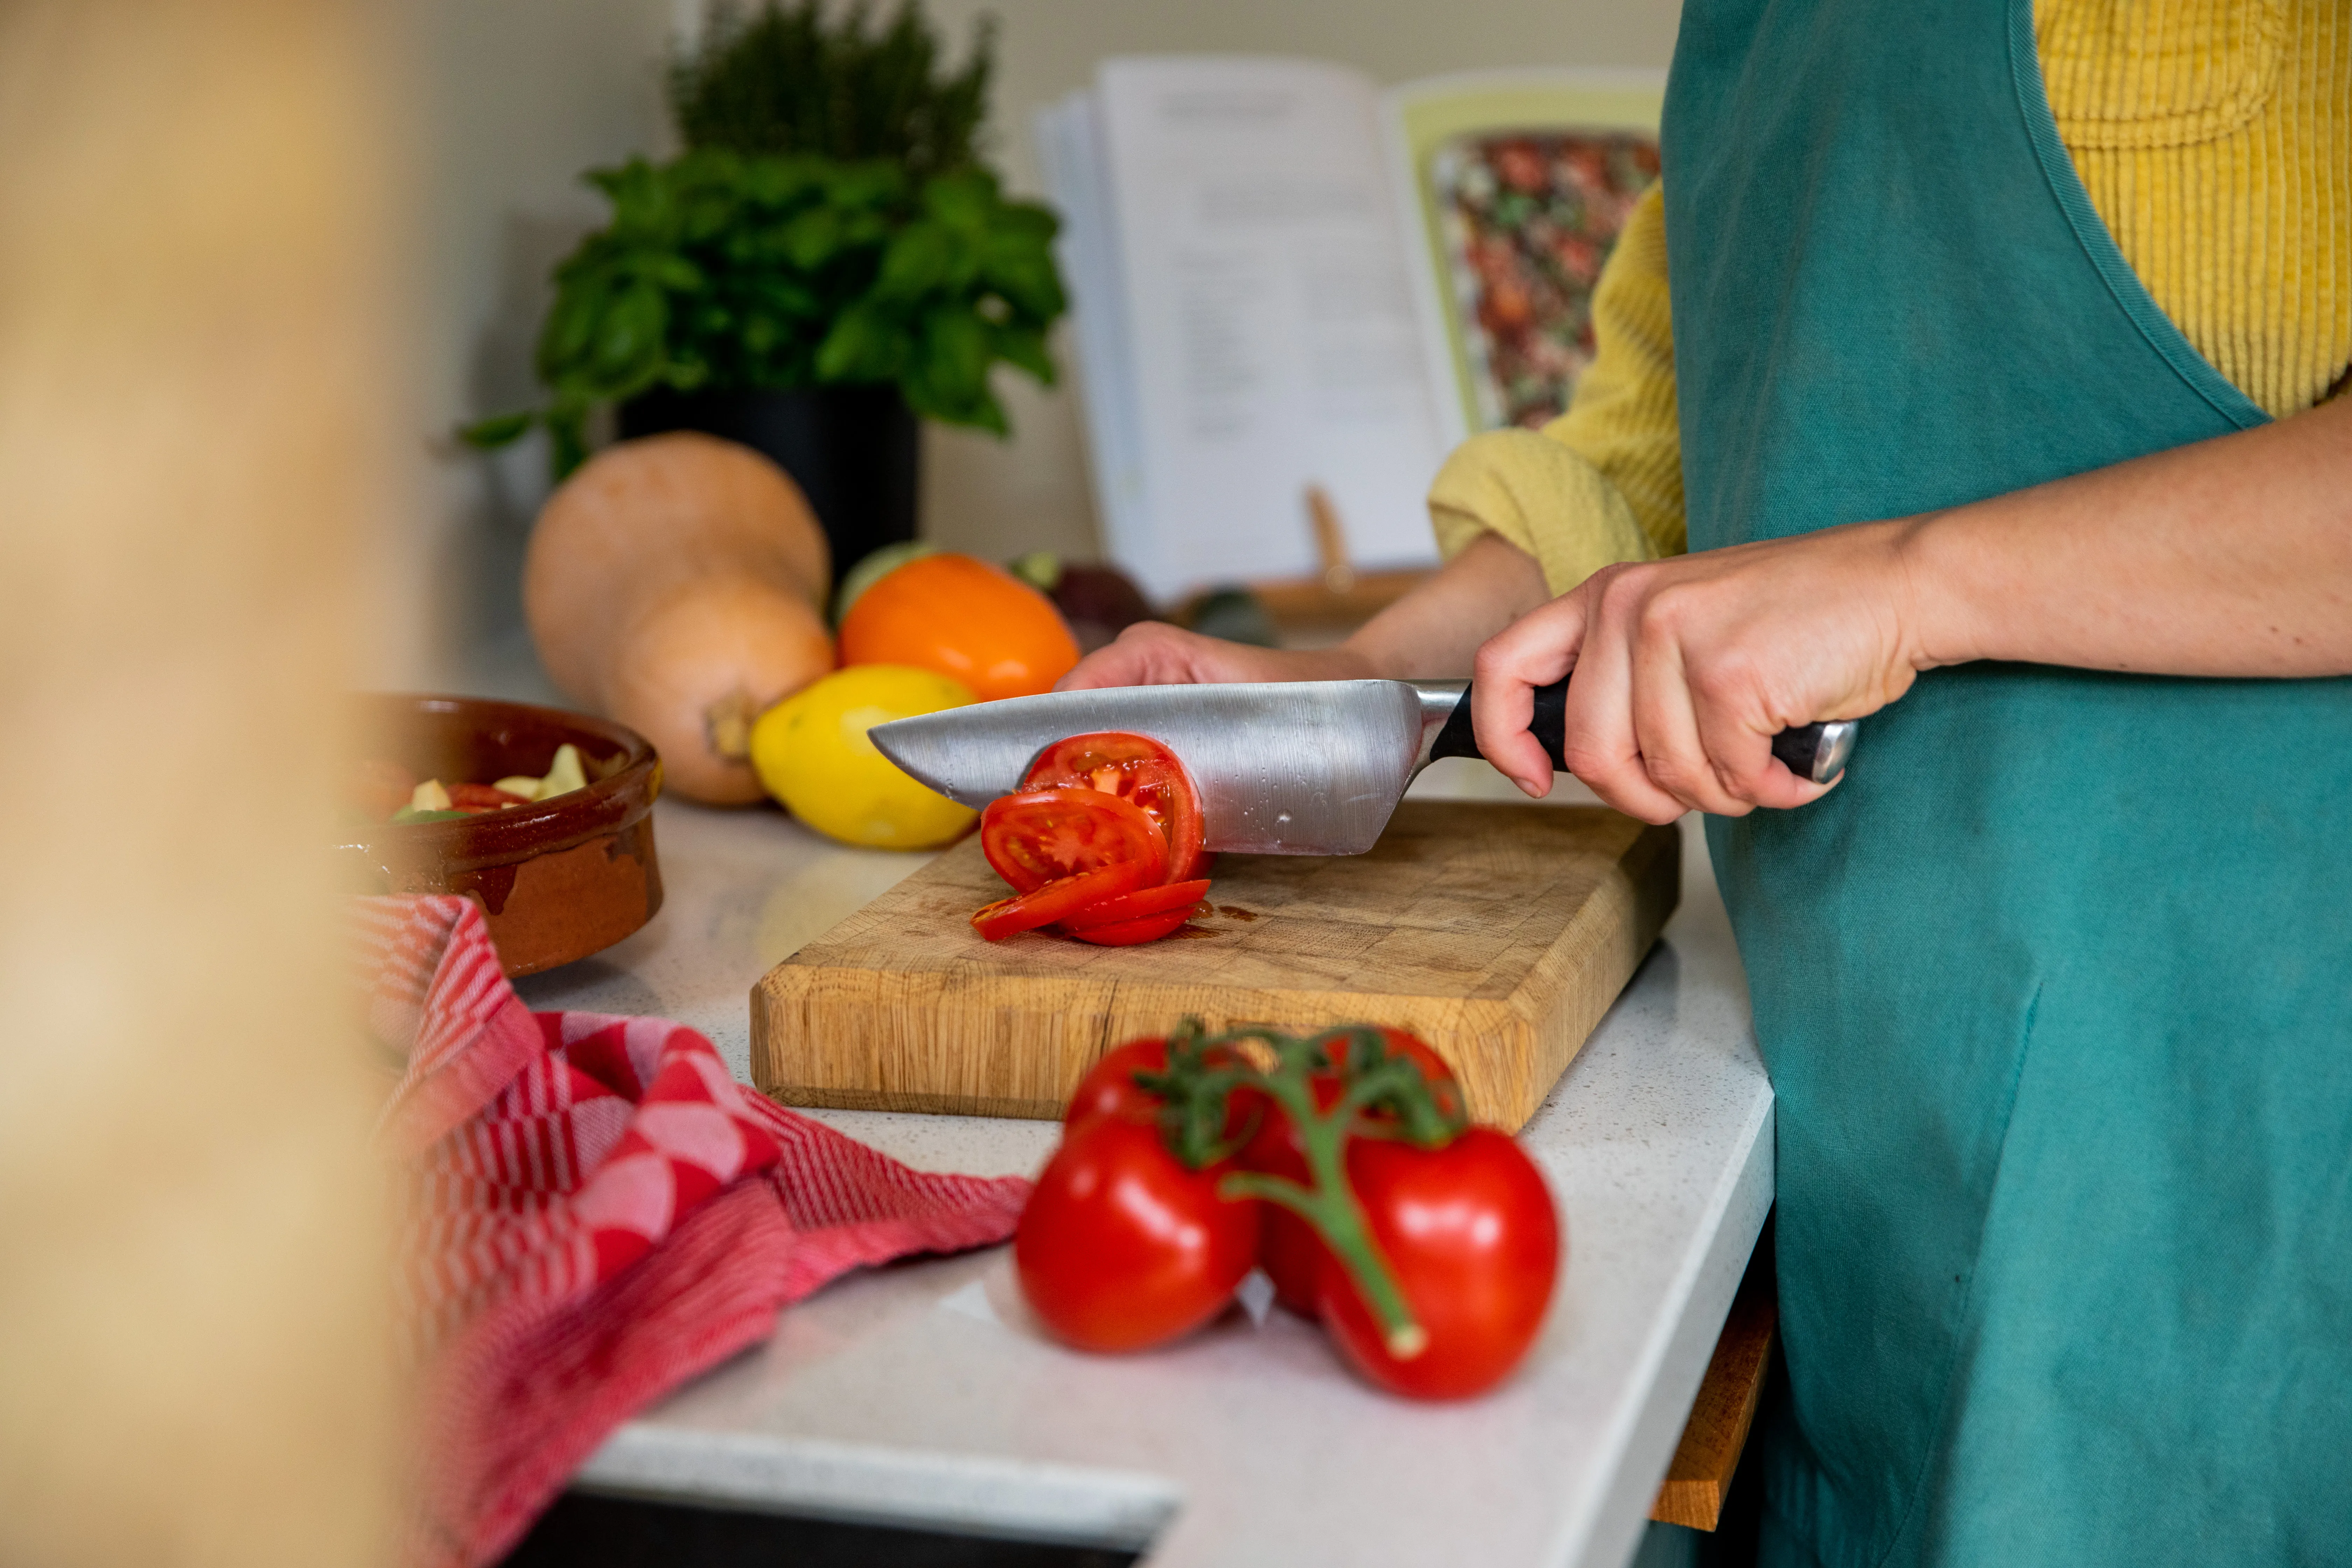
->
749;664;978;849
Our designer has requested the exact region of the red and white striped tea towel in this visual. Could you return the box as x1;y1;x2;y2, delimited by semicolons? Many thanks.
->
354;896;1030;1568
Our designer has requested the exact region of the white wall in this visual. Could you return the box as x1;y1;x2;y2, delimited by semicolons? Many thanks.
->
410;0;1681;684
406;0;677;685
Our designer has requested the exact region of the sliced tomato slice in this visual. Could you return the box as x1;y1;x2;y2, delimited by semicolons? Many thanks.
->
1022;733;1207;884
971;861;1154;942
980;786;1168;893
1066;905;1198;946
447;781;533;813
1054;879;1212;933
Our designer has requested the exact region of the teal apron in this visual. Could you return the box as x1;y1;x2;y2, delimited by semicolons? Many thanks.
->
1662;2;2352;1563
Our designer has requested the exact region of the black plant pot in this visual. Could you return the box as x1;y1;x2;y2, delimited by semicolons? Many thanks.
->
617;384;918;592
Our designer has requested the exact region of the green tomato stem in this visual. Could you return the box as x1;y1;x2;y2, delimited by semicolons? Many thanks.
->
1215;1064;1428;1360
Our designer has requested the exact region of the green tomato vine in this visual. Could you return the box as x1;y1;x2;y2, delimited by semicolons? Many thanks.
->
1140;1020;1472;1359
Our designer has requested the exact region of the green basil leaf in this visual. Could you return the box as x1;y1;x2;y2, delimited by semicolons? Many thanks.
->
992;324;1055;386
826;160;907;210
988;200;1059;244
876;222;951;296
782;208;842;270
592;283;667;382
648;254;706;291
816;301;908;381
918;304;990;399
456;411;534;449
547;408;592;479
920;169;996;231
978;239;1066;318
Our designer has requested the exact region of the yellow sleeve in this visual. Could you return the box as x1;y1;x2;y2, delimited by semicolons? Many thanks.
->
1427;180;1686;596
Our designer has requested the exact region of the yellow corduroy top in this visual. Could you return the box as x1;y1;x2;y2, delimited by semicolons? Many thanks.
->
1429;0;2352;594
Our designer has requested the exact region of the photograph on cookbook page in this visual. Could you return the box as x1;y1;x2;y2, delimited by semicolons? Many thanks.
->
1380;71;1664;446
1040;57;1449;604
1041;59;1665;607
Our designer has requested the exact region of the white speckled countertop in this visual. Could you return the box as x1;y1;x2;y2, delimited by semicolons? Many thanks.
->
507;746;1772;1568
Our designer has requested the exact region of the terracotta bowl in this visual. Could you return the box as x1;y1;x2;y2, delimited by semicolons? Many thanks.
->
344;694;665;977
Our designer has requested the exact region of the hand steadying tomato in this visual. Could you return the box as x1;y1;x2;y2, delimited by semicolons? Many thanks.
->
1242;1028;1462;1316
1023;732;1209;883
1314;1127;1559;1400
1015;1112;1259;1353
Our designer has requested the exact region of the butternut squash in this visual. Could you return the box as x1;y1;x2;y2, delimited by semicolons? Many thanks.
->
524;433;834;805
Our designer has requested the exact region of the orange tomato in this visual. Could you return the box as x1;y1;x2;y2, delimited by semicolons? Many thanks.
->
837;552;1080;701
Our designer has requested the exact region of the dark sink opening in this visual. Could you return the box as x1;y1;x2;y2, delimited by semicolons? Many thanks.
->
498;1489;1144;1568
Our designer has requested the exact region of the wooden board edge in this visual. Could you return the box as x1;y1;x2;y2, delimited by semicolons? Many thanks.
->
748;964;789;1098
1500;820;1681;1127
751;958;1147;1108
765;1084;1066;1120
751;965;1533;1124
1650;1233;1777;1531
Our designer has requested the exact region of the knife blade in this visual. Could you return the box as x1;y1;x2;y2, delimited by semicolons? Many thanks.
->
871;679;1856;856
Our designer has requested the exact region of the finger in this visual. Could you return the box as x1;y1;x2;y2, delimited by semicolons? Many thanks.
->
1628;633;1751;817
1053;624;1209;690
1470;595;1590;796
1053;652;1145;691
1688;684;1833;812
1555;583;1687;823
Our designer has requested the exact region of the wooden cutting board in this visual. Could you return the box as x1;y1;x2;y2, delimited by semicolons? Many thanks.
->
751;800;1679;1130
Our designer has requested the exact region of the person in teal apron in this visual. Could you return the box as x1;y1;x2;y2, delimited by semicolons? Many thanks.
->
1059;1;2350;1558
1456;2;2352;1562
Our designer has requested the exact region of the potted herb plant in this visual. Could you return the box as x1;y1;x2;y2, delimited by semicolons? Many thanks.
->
463;1;1065;583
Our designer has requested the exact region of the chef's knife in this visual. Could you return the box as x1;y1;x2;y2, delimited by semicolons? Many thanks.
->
872;679;1856;856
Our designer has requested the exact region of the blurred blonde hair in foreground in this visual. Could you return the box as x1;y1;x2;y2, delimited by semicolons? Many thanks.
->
0;0;400;1562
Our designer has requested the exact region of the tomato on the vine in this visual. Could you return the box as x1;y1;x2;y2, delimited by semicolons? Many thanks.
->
1023;1017;1556;1399
980;788;1167;893
1062;1035;1257;1140
1313;1127;1559;1399
1015;1113;1259;1353
1022;732;1208;883
1242;1028;1462;1316
1063;1037;1170;1130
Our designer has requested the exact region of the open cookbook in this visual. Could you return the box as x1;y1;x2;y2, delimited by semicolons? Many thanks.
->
1036;58;1662;603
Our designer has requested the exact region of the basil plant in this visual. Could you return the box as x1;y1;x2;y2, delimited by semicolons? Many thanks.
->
464;148;1066;477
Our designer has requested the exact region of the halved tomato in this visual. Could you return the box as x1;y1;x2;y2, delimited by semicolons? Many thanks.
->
1022;733;1207;883
1054;879;1211;933
971;861;1154;941
980;787;1168;893
1066;906;1198;946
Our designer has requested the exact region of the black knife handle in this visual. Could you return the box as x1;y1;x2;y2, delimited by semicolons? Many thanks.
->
1428;680;1856;785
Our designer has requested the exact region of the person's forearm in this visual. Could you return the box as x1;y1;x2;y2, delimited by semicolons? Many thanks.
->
1057;529;1552;690
1339;532;1551;679
1904;395;2352;678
